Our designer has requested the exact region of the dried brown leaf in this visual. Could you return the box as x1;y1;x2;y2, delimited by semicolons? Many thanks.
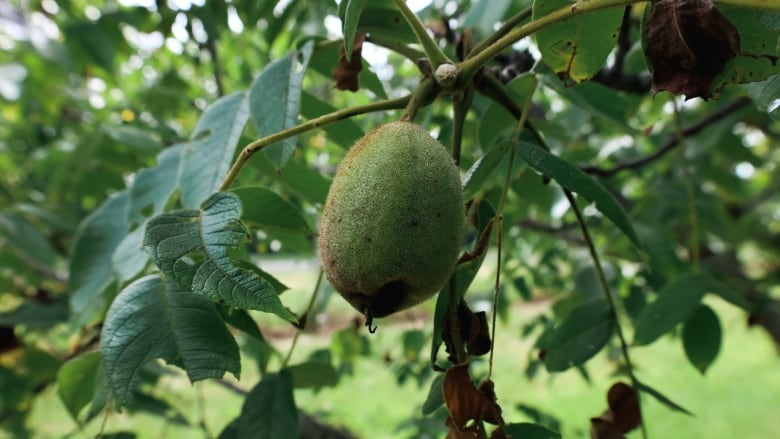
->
607;382;640;433
645;0;740;99
333;33;365;92
443;363;504;432
590;417;625;439
589;382;641;439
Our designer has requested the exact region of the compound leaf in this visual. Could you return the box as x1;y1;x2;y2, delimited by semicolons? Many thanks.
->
143;192;296;322
180;92;249;209
101;275;240;405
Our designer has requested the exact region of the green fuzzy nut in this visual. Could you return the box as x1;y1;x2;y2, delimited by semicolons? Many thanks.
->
318;121;464;324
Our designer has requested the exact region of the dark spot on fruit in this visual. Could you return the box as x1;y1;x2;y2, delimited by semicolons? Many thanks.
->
369;279;409;318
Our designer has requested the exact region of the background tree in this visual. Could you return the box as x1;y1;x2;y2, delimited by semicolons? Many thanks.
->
1;0;779;438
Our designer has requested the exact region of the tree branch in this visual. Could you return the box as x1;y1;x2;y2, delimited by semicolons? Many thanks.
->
582;97;751;177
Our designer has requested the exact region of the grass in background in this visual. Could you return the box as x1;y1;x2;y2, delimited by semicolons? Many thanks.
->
20;259;780;439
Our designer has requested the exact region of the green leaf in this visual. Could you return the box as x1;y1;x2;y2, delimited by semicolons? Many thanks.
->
461;0;513;38
343;1;417;44
701;274;750;310
0;296;68;329
635;380;694;416
143;192;296;321
218;306;263;339
299;91;364;148
230;186;311;234
682;305;722;374
105;125;163;153
341;0;367;61
237;370;299;439
112;226;148;283
540;78;638;132
477;74;537;150
180;92;249;209
462;141;511;199
533;0;623;82
503;422;562;439
69;191;131;323
633;273;707;346
742;73;780;120
0;211;57;267
249;42;314;169
713;8;780;94
543;299;614;372
57;352;102;423
63;21;117;72
129;144;183;221
514;141;643;249
101;275;240;405
279;158;331;205
421;373;445;415
287;361;339;389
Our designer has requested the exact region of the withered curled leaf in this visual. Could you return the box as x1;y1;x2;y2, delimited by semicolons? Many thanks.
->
443;363;504;434
590;382;641;439
644;0;740;99
333;33;365;92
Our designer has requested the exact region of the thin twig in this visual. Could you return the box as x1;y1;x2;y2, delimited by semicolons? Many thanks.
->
564;189;648;439
582;97;751;178
282;269;324;368
219;95;411;190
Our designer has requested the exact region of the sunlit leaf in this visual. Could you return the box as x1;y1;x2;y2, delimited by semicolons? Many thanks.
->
101;275;240;405
129;144;183;221
69;191;131;323
180;92;249;209
533;0;623;82
249;42;314;169
112;226;147;283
